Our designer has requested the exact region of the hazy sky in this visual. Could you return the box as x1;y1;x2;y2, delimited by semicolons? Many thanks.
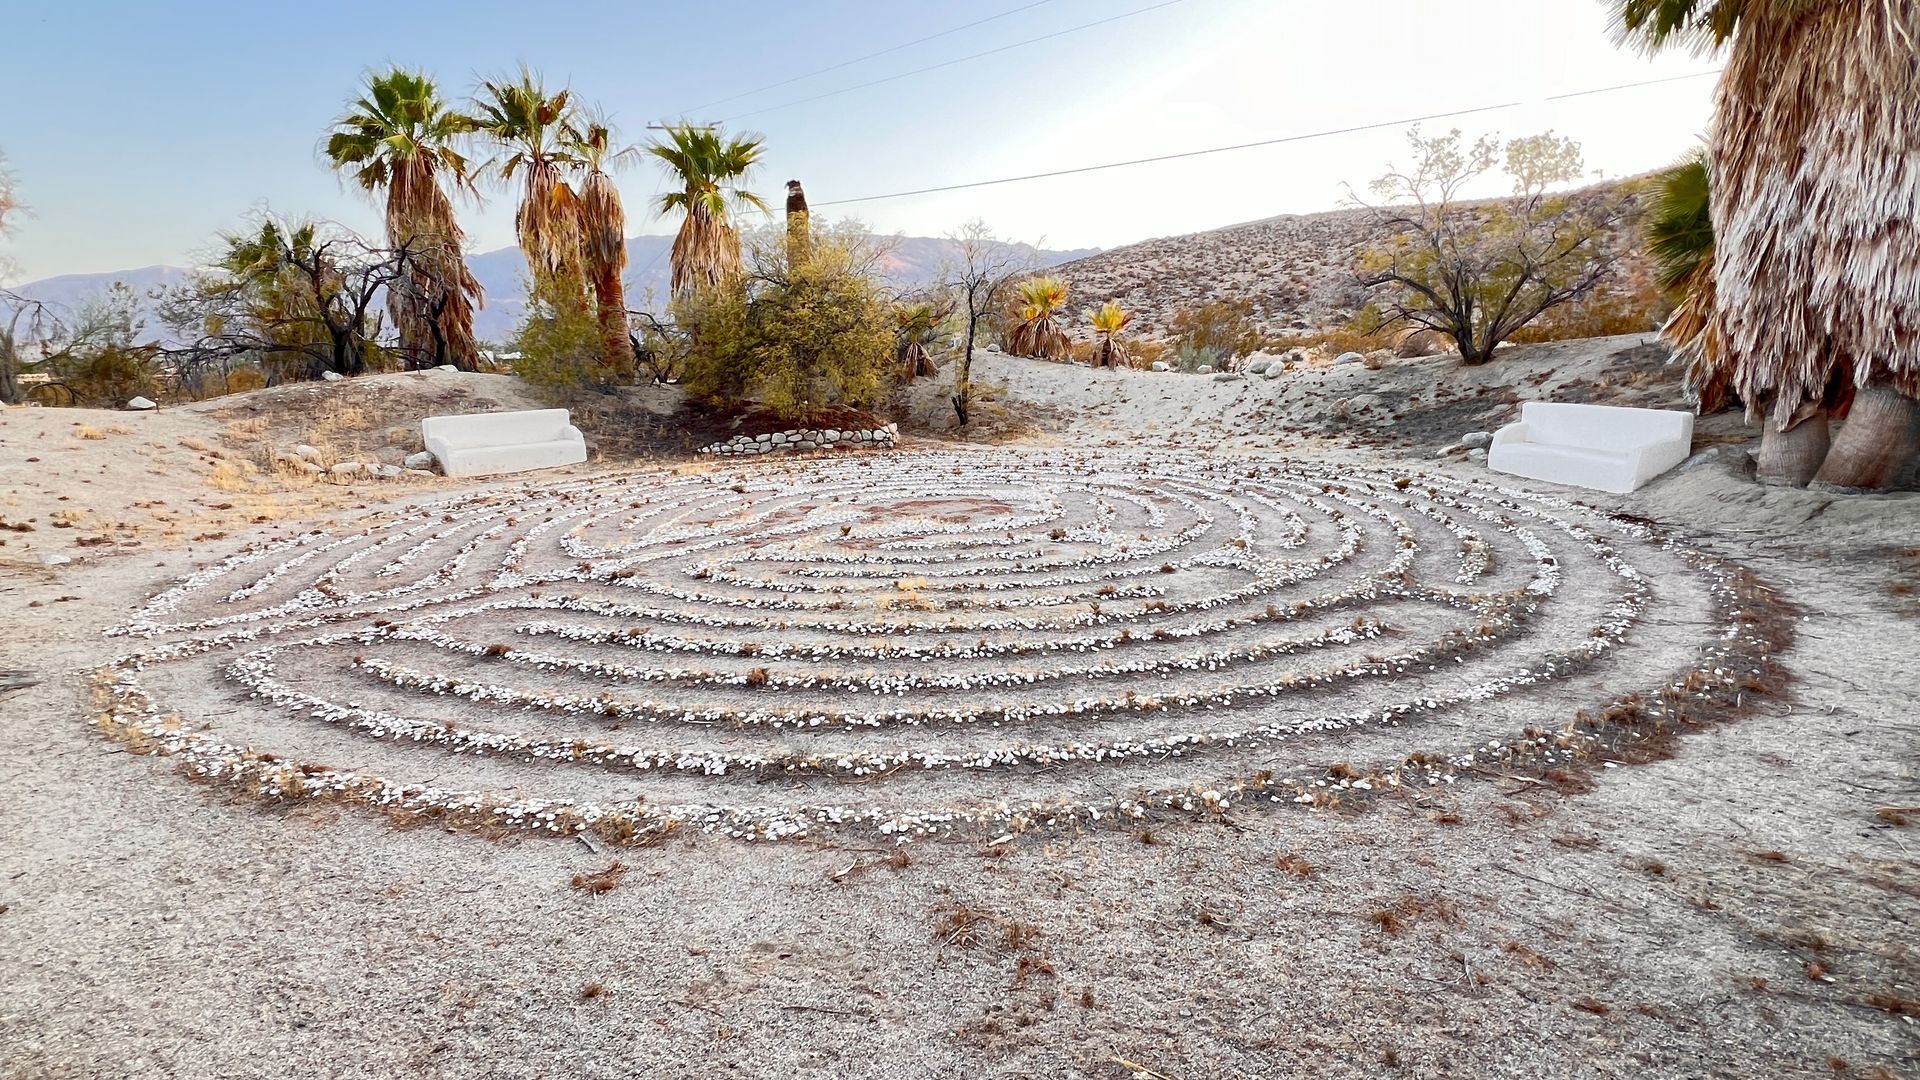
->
0;0;1719;282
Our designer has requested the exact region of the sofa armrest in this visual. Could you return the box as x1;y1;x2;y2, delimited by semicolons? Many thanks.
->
1491;423;1529;447
564;425;584;442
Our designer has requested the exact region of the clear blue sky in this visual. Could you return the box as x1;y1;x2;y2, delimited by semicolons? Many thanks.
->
0;0;1719;281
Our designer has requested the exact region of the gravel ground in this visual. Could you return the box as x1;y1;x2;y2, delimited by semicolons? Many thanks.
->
1;350;1916;1079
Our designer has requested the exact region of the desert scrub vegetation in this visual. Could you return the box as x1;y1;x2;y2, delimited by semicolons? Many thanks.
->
673;222;894;420
1355;127;1628;366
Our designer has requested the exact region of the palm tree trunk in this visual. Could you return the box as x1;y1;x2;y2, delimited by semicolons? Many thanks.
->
1811;382;1920;492
1756;407;1830;487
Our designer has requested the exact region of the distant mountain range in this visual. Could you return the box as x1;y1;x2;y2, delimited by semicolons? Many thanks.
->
9;235;1097;345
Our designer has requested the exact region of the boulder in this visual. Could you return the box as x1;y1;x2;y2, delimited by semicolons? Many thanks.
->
403;451;435;470
1246;358;1272;375
125;396;157;410
1335;352;1366;365
1196;366;1214;375
1212;371;1244;382
1467;448;1489;462
294;444;323;463
1461;431;1493;450
330;462;362;476
1263;364;1285;379
320;370;344;382
437;364;460;372
1150;361;1171;373
372;463;403;479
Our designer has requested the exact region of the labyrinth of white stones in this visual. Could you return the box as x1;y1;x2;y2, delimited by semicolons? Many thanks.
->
98;449;1790;843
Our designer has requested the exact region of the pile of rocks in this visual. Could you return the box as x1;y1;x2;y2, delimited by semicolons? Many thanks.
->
272;444;438;481
698;424;898;457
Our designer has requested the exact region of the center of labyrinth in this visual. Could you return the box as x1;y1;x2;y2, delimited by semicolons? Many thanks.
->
98;450;1791;843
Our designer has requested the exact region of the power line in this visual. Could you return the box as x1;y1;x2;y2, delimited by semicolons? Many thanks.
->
812;69;1724;208
668;0;1062;120
719;0;1191;125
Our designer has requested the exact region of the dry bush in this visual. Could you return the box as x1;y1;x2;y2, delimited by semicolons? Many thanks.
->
1507;277;1666;345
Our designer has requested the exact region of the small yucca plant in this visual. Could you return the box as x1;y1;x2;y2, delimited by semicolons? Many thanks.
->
1008;275;1070;360
1088;301;1133;369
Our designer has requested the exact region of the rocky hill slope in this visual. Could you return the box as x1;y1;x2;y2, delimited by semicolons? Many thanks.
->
1052;182;1656;342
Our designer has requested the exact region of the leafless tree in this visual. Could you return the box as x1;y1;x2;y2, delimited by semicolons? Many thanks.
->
939;220;1030;426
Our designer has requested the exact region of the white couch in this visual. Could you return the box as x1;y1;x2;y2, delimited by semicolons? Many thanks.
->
421;409;587;478
1488;402;1693;494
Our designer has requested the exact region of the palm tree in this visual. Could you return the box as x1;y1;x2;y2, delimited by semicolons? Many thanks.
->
1088;301;1133;369
646;124;768;297
1615;0;1920;491
325;68;482;370
896;300;946;380
1008;275;1070;360
1643;150;1730;414
566;113;637;375
471;68;586;311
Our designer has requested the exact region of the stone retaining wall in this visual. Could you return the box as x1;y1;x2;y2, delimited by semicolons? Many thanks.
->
698;423;898;457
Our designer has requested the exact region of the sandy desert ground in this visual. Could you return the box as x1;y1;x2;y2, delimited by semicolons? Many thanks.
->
1;339;1916;1080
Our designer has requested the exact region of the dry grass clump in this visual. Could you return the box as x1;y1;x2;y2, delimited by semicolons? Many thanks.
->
569;859;628;895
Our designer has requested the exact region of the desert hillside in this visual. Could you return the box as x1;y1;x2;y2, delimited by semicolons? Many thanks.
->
1053;181;1659;341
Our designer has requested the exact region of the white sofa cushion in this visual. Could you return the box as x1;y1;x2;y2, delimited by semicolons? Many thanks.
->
1488;403;1692;494
422;409;587;478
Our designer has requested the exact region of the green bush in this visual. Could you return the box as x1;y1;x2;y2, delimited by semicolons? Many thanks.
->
677;225;893;419
511;292;607;394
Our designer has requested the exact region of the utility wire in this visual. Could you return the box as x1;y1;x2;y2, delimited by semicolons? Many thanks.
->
668;0;1061;119
719;0;1191;124
812;69;1724;208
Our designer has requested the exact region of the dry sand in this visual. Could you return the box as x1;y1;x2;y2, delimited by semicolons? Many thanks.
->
2;341;1916;1080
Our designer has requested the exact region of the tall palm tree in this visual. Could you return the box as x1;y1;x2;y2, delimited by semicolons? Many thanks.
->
646;124;768;297
1008;275;1070;360
1088;301;1133;369
565;114;636;375
471;68;586;311
1615;0;1920;491
325;68;482;370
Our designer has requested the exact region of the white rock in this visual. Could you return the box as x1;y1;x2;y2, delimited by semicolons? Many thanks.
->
330;462;363;476
1150;361;1171;372
1247;358;1272;375
404;468;435;477
125;396;157;410
320;370;344;382
40;552;72;566
1468;448;1489;462
437;364;459;372
403;451;435;470
1461;431;1493;450
1263;364;1285;379
294;444;323;463
1336;351;1366;365
1197;366;1214;375
372;463;403;479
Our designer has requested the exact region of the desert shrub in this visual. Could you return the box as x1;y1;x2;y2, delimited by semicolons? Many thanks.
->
1355;128;1627;365
677;225;893;419
54;344;160;407
1507;274;1667;345
511;293;609;394
1169;298;1260;361
1130;339;1171;367
1171;342;1224;372
1068;339;1100;364
1268;323;1394;357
